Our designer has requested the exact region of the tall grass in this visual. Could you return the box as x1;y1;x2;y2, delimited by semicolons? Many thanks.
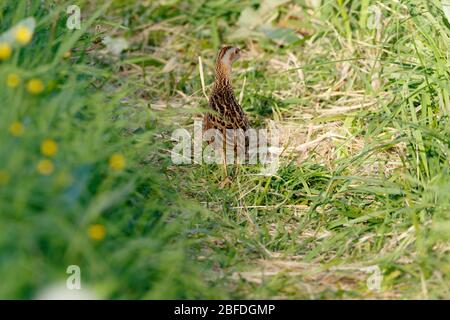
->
156;0;449;298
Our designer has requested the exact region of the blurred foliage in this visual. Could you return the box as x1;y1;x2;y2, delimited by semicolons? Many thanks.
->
0;0;218;299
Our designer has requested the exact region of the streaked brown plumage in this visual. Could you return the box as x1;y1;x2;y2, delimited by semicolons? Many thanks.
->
204;46;250;135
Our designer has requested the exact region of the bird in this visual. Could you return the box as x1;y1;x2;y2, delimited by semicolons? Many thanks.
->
203;46;250;163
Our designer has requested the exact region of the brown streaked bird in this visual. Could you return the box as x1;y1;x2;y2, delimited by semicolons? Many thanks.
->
204;46;250;139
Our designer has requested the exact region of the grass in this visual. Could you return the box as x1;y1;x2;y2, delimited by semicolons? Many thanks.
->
0;0;449;299
0;0;218;299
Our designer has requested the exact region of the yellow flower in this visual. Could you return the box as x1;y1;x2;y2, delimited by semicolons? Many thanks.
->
88;224;106;241
0;42;12;60
41;139;58;157
63;51;72;59
7;73;21;88
26;79;44;95
14;25;33;45
109;153;126;171
37;159;54;176
0;170;10;185
9;122;24;137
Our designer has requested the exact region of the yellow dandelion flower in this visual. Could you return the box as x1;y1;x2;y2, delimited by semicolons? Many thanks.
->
7;73;21;88
37;159;54;176
14;25;33;45
9;122;24;137
63;51;72;59
0;42;12;60
0;170;10;185
88;224;106;241
26;78;45;95
41;139;58;157
109;153;126;171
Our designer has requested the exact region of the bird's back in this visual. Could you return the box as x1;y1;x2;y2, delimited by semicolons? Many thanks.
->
205;84;249;132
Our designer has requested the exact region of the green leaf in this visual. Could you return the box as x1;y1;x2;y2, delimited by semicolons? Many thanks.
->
260;26;301;46
443;1;450;24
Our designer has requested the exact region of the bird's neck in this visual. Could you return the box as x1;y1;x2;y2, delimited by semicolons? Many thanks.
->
213;62;232;90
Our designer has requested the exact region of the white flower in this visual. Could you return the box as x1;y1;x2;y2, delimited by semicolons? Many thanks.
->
0;17;36;45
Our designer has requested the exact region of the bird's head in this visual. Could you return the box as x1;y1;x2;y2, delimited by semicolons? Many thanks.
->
216;46;241;75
